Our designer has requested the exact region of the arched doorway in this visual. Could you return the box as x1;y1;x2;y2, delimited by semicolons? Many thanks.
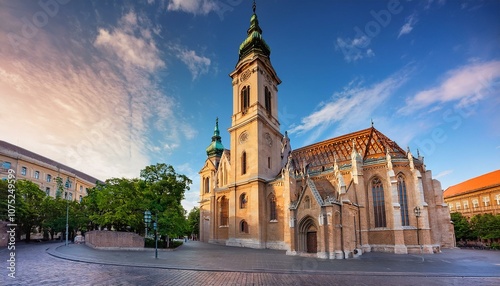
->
298;216;318;253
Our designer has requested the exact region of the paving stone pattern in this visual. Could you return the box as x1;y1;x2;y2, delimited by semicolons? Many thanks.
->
1;241;499;285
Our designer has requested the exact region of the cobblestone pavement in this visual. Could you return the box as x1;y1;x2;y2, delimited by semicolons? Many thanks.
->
1;241;499;286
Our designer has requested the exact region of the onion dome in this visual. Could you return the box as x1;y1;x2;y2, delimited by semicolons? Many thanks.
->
238;1;271;59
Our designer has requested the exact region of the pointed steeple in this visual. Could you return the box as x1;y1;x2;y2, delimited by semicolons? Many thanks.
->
238;1;271;59
206;118;224;157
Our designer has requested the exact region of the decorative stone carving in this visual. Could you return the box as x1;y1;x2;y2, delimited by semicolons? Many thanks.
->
240;70;251;82
239;131;248;144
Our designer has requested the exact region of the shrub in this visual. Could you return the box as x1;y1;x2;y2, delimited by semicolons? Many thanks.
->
145;238;182;249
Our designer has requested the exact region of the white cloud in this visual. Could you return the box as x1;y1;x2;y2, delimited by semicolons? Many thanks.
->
174;47;211;80
399;60;500;114
289;70;410;144
94;11;165;72
336;36;375;62
0;9;195;180
398;13;418;38
167;0;218;15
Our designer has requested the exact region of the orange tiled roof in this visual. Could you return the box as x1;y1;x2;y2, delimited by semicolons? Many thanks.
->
290;127;407;173
443;170;500;198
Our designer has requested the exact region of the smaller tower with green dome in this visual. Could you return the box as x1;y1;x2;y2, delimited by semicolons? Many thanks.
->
206;117;224;158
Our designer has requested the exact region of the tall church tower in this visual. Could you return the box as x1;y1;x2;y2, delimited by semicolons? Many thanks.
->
225;2;283;248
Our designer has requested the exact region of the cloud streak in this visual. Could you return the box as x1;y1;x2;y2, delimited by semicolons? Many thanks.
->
173;46;211;80
336;36;375;62
0;6;195;180
289;70;411;144
399;60;500;114
434;169;453;179
94;11;165;72
167;0;219;15
398;13;418;38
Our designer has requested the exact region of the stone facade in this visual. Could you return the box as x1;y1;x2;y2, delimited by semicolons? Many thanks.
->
199;6;454;259
85;230;144;249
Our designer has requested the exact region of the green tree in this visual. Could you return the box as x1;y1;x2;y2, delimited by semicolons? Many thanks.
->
89;178;144;232
40;196;66;240
140;163;191;240
186;207;200;238
450;212;473;241
15;180;45;241
471;213;500;241
82;182;104;231
0;180;9;221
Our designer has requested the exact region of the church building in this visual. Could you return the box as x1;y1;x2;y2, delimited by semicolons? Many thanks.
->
199;3;454;259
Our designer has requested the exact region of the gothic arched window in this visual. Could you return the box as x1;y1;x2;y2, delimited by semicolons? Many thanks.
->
397;175;409;226
269;195;277;221
265;86;271;113
372;177;387;228
241;86;250;113
220;196;229;226
241;152;247;175
240;220;249;233
240;193;247;209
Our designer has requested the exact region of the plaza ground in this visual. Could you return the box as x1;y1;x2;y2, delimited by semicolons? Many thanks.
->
1;241;500;285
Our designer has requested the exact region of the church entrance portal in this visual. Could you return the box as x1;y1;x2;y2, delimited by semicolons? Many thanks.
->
306;232;317;253
298;216;318;254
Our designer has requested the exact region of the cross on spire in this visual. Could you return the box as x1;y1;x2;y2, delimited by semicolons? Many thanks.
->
253;0;256;14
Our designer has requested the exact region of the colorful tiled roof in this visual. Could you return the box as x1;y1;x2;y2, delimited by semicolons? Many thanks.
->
290;127;408;172
443;170;500;198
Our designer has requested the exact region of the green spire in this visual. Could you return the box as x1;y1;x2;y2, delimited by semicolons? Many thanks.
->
206;117;224;157
238;1;271;59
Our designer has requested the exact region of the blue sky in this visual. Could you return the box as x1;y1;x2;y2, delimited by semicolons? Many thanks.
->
0;0;499;212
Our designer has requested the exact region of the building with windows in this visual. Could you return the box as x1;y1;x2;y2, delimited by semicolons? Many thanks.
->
443;170;500;217
199;4;454;259
0;140;100;202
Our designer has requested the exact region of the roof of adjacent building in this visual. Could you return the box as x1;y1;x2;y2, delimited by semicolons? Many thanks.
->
443;170;500;199
0;140;101;184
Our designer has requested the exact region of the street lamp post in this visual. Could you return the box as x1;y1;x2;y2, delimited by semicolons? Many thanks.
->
154;213;158;259
65;177;71;247
144;210;151;242
65;200;69;246
414;206;422;253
